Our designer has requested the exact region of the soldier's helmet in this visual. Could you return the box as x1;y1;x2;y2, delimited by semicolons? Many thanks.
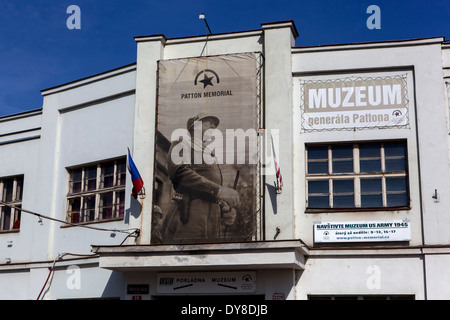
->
187;112;220;131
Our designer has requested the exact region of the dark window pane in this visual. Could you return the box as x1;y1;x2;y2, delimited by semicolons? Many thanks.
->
360;144;381;158
308;180;329;194
72;181;82;193
386;176;408;207
71;169;82;182
361;178;382;208
83;196;96;221
332;145;353;159
333;195;355;208
70;169;83;193
360;159;381;173
100;193;114;219
333;160;353;173
103;162;115;175
15;177;23;201
384;143;406;157
2;206;11;230
385;158;406;172
308;146;328;160
308;195;329;208
361;194;383;208
13;207;21;230
103;176;114;188
85;166;97;191
118;172;126;186
85;166;97;178
333;179;354;208
86;179;97;191
387;193;408;207
68;198;81;223
386;177;407;192
2;179;14;202
102;162;115;188
308;161;328;174
361;178;382;193
117;161;126;186
116;191;125;217
101;207;113;220
71;212;80;223
333;180;354;193
100;193;113;206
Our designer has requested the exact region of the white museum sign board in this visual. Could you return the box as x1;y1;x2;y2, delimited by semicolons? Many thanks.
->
314;220;411;243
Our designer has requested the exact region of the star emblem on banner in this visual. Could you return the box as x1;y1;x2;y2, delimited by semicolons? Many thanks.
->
194;69;220;88
199;74;214;88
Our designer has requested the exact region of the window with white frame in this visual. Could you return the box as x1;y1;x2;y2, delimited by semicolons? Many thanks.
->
306;141;409;210
0;175;23;231
66;158;126;223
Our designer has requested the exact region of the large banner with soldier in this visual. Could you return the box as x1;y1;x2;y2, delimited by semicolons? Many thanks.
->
152;53;259;244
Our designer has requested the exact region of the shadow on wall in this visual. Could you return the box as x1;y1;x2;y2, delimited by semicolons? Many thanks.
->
266;182;278;215
101;270;126;299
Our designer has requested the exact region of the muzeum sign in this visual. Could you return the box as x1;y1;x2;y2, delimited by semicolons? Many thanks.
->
301;75;409;131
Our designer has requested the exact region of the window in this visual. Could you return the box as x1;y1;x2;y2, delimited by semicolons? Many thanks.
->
306;142;409;210
0;175;23;231
67;158;126;223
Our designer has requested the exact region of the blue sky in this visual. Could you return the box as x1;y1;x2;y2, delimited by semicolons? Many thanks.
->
0;0;449;117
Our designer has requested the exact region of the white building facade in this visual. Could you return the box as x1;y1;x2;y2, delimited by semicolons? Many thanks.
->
1;20;450;300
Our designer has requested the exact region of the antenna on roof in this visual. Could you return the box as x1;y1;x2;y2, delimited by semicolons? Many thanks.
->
199;13;212;35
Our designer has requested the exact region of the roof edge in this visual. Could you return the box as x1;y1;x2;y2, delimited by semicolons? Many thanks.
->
41;62;136;96
261;20;299;38
293;36;445;53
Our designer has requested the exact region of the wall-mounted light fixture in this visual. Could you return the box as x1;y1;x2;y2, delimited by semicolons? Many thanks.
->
199;13;212;35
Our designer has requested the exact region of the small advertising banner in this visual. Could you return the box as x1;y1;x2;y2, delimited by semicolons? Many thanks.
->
157;271;256;294
314;220;411;243
301;75;409;131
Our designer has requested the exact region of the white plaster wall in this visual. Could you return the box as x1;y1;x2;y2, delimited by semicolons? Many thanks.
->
26;68;135;299
262;26;296;240
0;112;41;265
297;256;425;299
0;269;31;299
131;39;165;244
50;94;135;256
425;254;450;299
46;264;125;300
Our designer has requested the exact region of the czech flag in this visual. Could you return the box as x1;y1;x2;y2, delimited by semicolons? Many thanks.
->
127;148;144;199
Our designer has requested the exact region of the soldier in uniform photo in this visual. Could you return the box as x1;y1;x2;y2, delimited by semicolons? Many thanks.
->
150;205;165;244
161;112;240;243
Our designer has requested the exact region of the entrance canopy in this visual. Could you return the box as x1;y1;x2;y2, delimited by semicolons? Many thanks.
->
92;240;308;272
